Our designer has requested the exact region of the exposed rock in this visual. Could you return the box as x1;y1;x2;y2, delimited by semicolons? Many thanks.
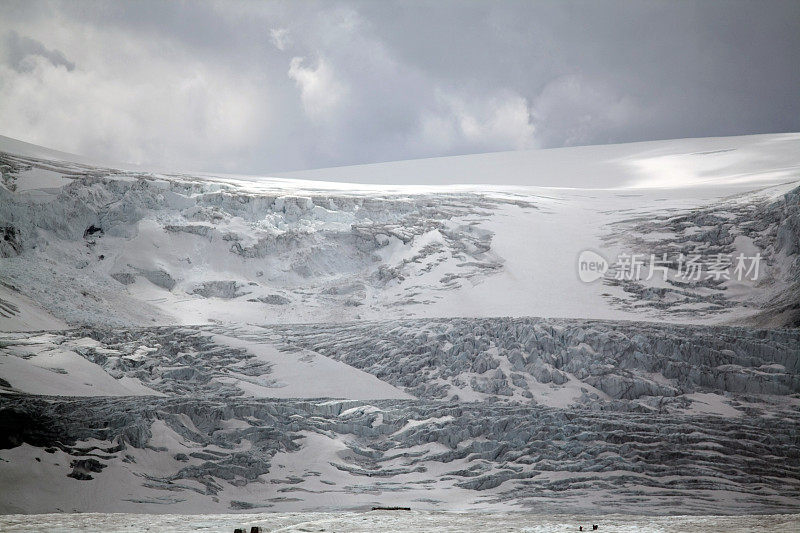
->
83;225;103;239
110;272;136;285
67;458;106;480
192;281;248;299
249;295;291;305
135;268;176;291
0;226;21;257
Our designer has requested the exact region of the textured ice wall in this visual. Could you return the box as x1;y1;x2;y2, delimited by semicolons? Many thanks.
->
1;318;798;514
604;184;800;326
0;151;523;326
2;394;798;514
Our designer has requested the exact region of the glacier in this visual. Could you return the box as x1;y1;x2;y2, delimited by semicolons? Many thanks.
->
0;133;799;516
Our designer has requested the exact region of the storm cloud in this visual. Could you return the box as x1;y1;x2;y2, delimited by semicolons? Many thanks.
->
3;31;75;72
0;0;798;175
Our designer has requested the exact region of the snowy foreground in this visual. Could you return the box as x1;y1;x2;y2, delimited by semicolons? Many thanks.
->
0;134;799;520
0;511;798;533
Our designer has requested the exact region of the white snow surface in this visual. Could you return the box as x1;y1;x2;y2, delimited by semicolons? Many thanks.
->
211;334;412;400
274;133;800;189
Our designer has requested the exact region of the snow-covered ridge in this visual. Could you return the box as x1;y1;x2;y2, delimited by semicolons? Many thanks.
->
1;134;799;329
273;132;800;189
5;132;800;190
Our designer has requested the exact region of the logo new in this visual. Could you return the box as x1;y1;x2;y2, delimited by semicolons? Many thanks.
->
578;250;608;283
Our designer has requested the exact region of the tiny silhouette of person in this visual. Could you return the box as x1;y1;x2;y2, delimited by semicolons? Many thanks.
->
579;527;583;532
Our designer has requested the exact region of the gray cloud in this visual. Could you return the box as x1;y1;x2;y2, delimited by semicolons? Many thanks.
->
4;30;75;72
0;0;797;178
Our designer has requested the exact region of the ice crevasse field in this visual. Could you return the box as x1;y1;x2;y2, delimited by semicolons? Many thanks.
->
0;133;799;531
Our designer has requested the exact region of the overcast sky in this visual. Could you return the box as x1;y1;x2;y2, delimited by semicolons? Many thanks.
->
1;0;798;174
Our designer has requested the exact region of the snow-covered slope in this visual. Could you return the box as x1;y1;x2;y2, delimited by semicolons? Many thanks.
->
274;133;800;189
1;133;798;330
0;134;799;515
